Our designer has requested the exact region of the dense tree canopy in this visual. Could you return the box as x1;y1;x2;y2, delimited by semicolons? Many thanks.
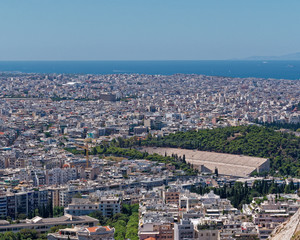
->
67;125;299;176
0;229;46;240
140;125;300;176
85;145;198;176
255;121;300;132
192;180;298;209
89;204;139;240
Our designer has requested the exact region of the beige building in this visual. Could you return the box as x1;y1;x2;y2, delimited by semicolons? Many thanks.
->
139;222;174;240
47;226;115;240
163;189;180;205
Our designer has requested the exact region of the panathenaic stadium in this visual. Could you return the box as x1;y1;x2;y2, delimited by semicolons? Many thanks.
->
142;147;270;177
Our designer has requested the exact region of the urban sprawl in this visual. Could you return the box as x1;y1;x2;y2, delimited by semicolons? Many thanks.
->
0;72;299;240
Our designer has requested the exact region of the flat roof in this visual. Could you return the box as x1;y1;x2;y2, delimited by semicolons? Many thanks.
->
0;215;98;229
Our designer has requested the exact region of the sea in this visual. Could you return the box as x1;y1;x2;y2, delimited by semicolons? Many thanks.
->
0;60;300;80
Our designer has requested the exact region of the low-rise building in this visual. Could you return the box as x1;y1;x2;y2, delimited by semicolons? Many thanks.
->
0;214;99;233
47;225;115;240
65;198;99;216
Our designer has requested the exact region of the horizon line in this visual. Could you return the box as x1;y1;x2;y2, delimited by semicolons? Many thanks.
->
1;59;300;62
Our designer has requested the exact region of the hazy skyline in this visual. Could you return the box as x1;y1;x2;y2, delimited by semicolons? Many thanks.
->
1;0;300;61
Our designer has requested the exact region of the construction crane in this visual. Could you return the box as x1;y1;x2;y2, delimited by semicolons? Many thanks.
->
74;139;91;168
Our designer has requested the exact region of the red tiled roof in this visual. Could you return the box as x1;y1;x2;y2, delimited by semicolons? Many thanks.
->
104;226;111;231
87;226;99;233
87;226;111;233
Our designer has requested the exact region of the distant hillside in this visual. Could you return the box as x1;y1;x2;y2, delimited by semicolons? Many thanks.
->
244;52;300;60
140;125;300;176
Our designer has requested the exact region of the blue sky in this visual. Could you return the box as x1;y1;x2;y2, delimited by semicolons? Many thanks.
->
1;0;300;60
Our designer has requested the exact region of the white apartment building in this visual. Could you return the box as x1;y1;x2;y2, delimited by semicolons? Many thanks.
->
174;219;194;240
65;198;99;216
98;197;121;217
